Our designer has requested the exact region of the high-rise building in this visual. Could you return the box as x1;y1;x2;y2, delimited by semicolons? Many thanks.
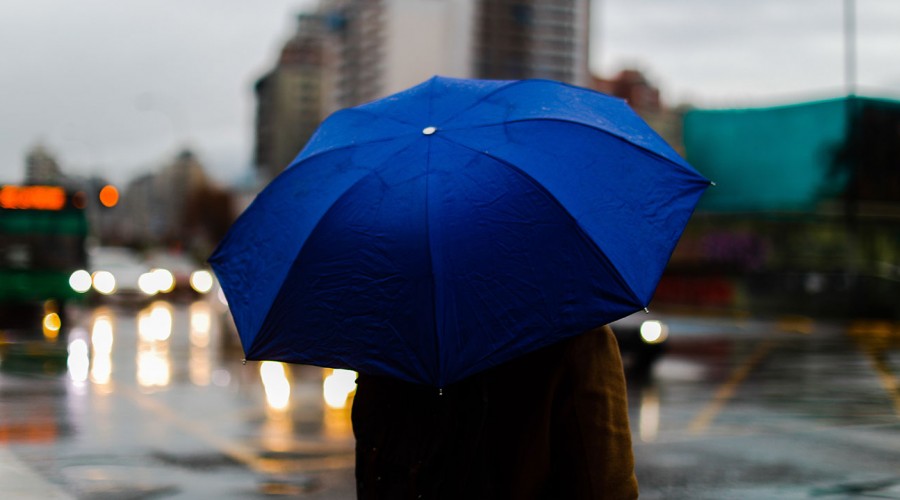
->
591;68;685;155
321;0;590;106
475;1;590;86
254;0;591;178
24;144;64;186
321;0;386;110
592;69;662;115
121;149;211;247
365;0;475;99
254;13;335;181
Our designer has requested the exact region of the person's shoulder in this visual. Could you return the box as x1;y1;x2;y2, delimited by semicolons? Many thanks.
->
563;324;613;350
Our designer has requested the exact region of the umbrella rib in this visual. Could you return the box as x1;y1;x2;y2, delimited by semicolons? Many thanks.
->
434;134;646;309
442;117;701;178
435;78;522;125
423;127;443;386
435;78;625;130
341;107;420;128
295;135;410;169
270;137;437;382
292;108;423;167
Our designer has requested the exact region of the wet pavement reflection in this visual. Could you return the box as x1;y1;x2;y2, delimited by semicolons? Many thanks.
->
2;296;356;498
1;301;899;498
628;316;900;499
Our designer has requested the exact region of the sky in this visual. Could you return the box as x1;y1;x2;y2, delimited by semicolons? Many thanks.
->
1;0;898;187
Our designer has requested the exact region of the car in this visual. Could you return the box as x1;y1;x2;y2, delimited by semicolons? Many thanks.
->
609;311;670;380
144;249;216;298
87;246;153;300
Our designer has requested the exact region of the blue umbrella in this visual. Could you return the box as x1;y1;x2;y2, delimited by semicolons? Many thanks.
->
209;76;709;388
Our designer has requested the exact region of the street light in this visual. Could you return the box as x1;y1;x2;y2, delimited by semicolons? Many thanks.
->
844;0;857;97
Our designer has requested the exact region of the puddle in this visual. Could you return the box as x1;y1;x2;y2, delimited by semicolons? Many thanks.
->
810;476;900;497
150;450;241;471
258;475;321;496
60;465;179;499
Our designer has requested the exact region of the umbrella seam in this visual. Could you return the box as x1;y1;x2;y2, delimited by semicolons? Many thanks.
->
433;134;646;309
440;117;704;180
423;77;703;181
425;79;444;387
251;137;437;382
291;105;426;168
337;107;419;128
292;136;412;170
425;124;445;387
434;77;518;125
434;78;628;128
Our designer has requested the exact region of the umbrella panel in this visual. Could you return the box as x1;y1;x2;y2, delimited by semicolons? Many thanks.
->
211;76;710;387
442;119;707;303
250;138;642;386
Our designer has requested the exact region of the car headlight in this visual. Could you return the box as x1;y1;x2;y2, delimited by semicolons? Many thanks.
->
152;268;175;293
92;271;116;295
640;320;668;344
69;269;92;293
139;268;176;295
190;270;214;294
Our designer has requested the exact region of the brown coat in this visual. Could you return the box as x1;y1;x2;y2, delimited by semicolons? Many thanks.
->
351;325;639;499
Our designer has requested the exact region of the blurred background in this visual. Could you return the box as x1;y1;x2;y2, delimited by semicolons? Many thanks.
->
2;0;898;318
1;1;898;498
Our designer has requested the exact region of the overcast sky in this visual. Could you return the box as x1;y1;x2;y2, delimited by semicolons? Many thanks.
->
1;0;898;187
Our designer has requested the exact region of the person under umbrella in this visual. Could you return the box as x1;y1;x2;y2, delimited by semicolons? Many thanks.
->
352;324;638;499
209;76;709;499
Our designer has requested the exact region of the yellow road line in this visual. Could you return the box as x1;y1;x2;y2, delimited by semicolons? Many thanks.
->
120;387;356;474
688;339;777;435
847;321;900;418
859;350;900;417
119;386;267;472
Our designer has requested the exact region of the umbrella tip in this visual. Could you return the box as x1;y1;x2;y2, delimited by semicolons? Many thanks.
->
242;358;247;365
643;307;650;313
710;181;717;187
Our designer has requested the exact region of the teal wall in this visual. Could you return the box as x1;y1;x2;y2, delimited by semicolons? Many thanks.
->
684;98;851;212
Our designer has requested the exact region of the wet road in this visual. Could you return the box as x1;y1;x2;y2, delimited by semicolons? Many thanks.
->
2;297;357;499
630;316;900;499
1;300;899;499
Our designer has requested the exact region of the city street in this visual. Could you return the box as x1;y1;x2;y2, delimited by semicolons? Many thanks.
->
3;2;899;500
629;315;900;499
2;299;899;499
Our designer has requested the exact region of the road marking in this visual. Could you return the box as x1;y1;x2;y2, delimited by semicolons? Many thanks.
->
688;339;777;435
847;321;900;417
119;386;355;475
119;386;265;471
859;350;900;417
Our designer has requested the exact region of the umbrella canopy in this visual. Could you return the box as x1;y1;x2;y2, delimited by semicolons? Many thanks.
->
210;76;709;387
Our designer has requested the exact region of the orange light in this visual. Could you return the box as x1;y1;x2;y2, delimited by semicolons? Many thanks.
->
98;185;119;208
0;185;65;210
72;191;87;209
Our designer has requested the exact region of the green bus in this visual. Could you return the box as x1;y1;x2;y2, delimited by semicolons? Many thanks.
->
0;185;88;353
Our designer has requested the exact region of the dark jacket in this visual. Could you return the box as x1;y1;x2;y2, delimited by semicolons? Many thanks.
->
352;325;639;499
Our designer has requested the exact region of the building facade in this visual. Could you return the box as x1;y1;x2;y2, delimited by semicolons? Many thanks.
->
475;0;590;86
254;14;336;181
24;144;64;186
120;149;211;248
253;0;591;179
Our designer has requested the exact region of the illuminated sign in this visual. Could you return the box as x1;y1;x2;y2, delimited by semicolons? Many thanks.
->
0;185;66;211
